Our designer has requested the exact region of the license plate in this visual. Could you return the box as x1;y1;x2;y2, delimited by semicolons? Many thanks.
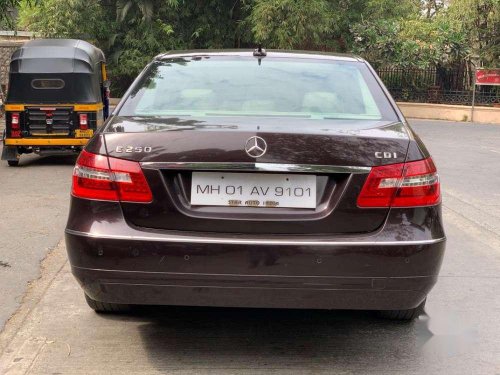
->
75;129;93;138
191;172;316;209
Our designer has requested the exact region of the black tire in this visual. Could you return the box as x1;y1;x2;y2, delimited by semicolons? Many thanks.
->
376;299;426;321
84;293;131;313
7;160;19;167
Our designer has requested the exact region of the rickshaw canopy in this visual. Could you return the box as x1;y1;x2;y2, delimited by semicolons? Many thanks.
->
6;39;106;104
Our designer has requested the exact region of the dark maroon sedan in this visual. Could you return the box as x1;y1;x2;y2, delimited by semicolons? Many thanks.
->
65;50;445;320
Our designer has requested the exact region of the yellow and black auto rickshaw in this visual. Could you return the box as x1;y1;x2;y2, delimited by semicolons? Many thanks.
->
1;39;109;166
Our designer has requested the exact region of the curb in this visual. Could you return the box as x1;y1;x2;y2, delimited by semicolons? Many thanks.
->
0;240;68;360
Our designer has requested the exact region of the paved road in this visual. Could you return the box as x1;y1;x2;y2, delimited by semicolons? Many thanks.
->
0;153;75;330
0;120;499;374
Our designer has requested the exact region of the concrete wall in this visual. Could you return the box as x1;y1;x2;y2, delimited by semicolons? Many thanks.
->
0;41;24;91
0;30;36;41
397;102;500;124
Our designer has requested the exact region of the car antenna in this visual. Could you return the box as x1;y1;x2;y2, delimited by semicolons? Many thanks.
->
253;44;266;65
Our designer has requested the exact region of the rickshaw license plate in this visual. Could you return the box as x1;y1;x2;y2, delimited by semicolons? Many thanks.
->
75;129;94;138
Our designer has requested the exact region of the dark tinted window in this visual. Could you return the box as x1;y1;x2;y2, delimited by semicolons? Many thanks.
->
31;79;65;89
119;56;398;121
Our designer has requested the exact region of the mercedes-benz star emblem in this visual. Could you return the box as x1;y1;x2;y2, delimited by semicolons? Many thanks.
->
245;136;267;158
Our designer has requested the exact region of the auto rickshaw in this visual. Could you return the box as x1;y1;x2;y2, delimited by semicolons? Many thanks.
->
1;39;109;166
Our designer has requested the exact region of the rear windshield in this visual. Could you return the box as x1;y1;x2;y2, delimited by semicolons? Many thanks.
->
31;78;65;89
118;56;398;121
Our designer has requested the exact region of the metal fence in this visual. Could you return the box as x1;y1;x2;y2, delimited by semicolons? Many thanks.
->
376;67;500;106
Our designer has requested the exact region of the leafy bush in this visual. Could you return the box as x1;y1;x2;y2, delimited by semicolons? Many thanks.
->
14;0;498;95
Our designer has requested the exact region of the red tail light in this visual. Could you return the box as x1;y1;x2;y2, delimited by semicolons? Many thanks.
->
10;112;21;137
357;158;440;208
11;112;20;128
72;150;153;203
79;114;88;130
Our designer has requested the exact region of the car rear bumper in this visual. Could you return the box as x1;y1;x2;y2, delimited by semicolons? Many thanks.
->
65;199;446;311
70;265;440;310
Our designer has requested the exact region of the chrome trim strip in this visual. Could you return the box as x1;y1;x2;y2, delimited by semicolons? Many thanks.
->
140;162;371;174
65;229;445;246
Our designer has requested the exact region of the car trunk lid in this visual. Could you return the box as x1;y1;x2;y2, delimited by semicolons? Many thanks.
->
103;116;410;235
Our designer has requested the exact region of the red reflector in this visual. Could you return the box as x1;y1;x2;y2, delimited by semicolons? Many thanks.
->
79;114;88;130
357;158;440;208
72;150;152;203
10;130;21;138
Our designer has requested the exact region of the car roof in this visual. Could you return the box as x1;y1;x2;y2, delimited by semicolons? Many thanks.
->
154;49;365;63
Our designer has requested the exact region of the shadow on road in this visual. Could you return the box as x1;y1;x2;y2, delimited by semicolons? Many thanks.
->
98;306;433;372
10;154;77;168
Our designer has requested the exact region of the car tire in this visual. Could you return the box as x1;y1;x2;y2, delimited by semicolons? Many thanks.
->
7;160;19;167
376;299;426;321
84;293;131;313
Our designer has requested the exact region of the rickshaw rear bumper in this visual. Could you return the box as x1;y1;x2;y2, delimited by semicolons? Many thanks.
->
2;138;89;159
4;138;90;147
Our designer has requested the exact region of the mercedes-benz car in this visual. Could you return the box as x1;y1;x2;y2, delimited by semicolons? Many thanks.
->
65;50;445;320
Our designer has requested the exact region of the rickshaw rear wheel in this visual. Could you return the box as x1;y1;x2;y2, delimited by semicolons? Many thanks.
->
7;160;19;167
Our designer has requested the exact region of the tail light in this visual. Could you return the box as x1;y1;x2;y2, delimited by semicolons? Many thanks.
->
79;114;88;130
72;150;152;203
357;158;440;208
11;112;20;127
10;112;21;138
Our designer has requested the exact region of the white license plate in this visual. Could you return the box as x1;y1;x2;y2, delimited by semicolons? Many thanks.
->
191;172;316;209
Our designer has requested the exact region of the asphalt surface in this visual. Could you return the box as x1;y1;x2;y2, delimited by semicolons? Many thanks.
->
0;154;75;329
0;119;499;374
